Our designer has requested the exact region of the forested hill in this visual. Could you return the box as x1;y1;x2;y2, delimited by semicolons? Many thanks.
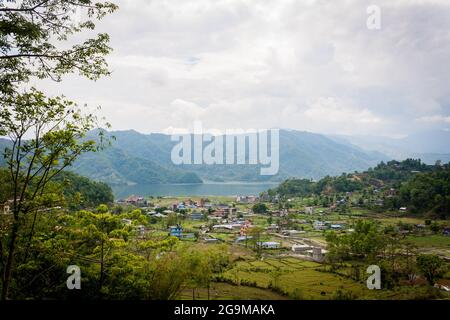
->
0;169;114;209
265;159;450;218
66;129;387;184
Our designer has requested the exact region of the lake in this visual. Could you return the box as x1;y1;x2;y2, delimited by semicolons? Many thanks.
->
111;182;278;199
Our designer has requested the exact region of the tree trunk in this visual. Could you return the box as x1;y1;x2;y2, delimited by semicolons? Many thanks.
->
99;240;104;294
1;219;19;300
23;210;39;261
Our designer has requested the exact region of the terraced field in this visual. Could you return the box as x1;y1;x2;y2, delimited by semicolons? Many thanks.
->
222;257;375;299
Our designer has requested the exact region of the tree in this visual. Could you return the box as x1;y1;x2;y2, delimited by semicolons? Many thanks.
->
1;0;118;95
0;0;117;300
252;203;268;214
416;254;447;285
247;227;264;256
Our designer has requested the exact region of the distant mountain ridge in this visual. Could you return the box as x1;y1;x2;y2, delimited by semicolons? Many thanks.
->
0;129;390;185
331;129;450;164
65;129;388;184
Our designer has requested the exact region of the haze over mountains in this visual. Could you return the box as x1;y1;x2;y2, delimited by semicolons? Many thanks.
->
71;129;388;184
2;129;448;185
331;129;450;165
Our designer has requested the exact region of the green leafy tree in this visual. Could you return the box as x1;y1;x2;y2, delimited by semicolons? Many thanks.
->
0;0;118;95
416;254;447;285
252;203;268;214
0;0;117;300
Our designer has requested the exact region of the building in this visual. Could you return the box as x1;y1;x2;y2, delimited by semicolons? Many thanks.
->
313;221;327;230
136;225;145;236
121;218;132;226
266;224;279;232
292;244;312;253
190;211;204;220
236;195;259;204
283;230;305;236
169;225;183;238
312;247;325;262
213;206;237;218
305;207;314;215
236;235;253;243
126;195;146;206
258;241;281;249
1;202;11;215
212;224;234;231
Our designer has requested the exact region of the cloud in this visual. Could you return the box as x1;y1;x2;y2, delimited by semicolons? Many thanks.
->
36;0;450;137
416;115;450;124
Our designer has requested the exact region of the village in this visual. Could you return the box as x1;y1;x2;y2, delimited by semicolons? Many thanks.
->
116;193;450;264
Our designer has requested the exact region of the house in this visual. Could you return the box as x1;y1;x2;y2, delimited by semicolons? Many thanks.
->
169;225;183;238
236;195;259;204
135;225;145;235
313;221;327;230
292;244;312;253
330;224;343;230
258;241;281;249
266;224;279;232
1;202;11;215
305;207;314;215
204;237;219;243
399;207;408;212
312;247;325;262
190;211;204;220
212;224;234;231
126;195;146;206
282;230;305;236
213;206;237;218
235;235;253;243
121;218;132;226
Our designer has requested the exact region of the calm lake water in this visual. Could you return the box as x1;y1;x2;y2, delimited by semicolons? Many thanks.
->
112;182;278;199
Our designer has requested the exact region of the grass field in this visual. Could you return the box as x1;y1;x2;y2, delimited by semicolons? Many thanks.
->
222;257;376;300
179;282;289;300
406;235;450;248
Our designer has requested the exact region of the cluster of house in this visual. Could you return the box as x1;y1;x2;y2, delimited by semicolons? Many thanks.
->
313;221;344;231
170;198;211;211
117;195;148;207
210;218;253;234
235;195;259;204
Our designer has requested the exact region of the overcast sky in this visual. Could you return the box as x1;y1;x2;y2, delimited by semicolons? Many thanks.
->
39;0;450;137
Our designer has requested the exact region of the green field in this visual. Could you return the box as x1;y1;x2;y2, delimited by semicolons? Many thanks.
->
222;257;377;300
406;235;450;248
179;282;289;300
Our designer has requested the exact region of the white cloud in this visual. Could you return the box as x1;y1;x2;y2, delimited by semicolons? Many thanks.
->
37;0;450;137
416;115;450;124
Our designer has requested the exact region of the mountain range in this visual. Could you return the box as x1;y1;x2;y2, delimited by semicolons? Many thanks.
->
2;129;448;185
71;129;387;184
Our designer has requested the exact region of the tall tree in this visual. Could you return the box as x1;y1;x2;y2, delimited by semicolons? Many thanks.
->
0;0;117;300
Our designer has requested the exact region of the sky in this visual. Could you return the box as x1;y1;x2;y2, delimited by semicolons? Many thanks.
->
38;0;450;137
